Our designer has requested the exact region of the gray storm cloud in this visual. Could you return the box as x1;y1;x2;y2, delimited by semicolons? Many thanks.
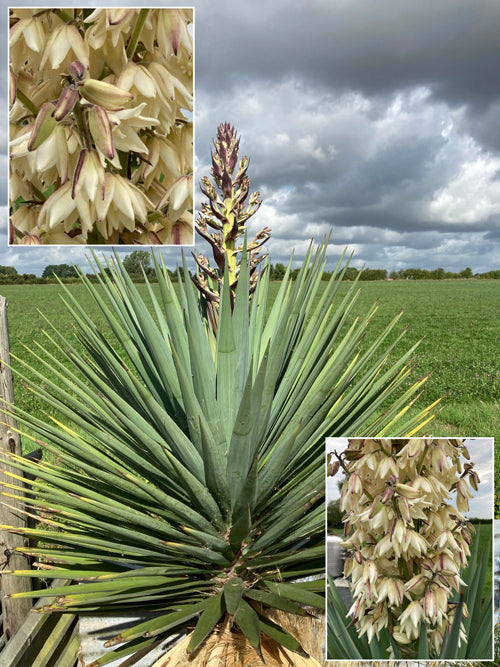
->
3;0;500;273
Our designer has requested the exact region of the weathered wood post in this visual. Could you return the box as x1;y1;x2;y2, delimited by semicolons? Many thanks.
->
0;296;33;641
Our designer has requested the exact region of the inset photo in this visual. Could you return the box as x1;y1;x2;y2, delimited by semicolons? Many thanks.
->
9;7;193;245
326;437;493;661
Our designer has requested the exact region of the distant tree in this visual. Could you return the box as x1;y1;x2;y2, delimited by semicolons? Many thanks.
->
344;267;360;281
0;266;17;276
361;268;387;281
42;264;78;279
123;250;152;276
327;500;343;532
479;269;500;279
271;262;286;281
460;267;473;279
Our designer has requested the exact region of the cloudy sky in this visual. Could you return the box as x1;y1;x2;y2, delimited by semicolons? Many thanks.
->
326;437;494;519
3;0;500;275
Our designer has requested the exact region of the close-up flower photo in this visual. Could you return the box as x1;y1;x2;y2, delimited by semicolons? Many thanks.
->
9;7;193;245
327;437;493;661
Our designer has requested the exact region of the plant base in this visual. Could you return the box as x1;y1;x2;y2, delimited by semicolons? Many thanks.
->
152;612;325;666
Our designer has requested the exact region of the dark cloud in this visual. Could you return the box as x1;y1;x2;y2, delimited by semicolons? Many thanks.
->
196;0;500;111
3;0;500;274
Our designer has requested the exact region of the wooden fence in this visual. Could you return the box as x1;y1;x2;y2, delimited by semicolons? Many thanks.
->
0;296;80;665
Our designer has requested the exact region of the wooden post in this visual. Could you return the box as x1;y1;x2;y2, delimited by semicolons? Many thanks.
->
0;296;33;641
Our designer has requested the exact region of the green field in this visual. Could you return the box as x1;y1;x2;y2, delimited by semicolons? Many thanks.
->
0;277;498;504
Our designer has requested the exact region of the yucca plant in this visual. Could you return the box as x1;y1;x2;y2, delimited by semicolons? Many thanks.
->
0;129;440;665
0;246;436;665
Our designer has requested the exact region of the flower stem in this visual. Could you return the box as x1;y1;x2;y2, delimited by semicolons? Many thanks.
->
30;184;48;202
416;445;429;474
126;9;149;59
16;88;39;116
54;9;73;23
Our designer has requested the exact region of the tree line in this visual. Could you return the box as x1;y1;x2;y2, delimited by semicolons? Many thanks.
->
0;251;499;284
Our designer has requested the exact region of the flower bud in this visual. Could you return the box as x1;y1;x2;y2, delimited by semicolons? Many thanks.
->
405;574;425;596
72;149;105;200
80;79;134;111
343;449;363;461
87;105;115;160
347;595;362;620
369;496;384;518
68;60;87;81
52;87;79;121
388;578;404;606
397;496;412;524
28;102;57;151
363;559;378;585
380;485;394;504
469;470;479;491
21;233;42;245
343;556;354;578
390;517;406;545
328;459;340;477
348;473;363;496
461;526;472;545
395;482;421;499
406;438;425;457
424;589;437;622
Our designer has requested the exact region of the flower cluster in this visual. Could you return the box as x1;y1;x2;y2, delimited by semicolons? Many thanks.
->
194;123;270;329
333;438;479;657
9;8;193;245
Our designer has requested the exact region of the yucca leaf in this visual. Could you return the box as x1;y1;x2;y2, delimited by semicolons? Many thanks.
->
246;490;322;554
216;264;238;442
245;588;306;615
187;593;225;654
263;581;325;610
440;589;465;659
248;257;270;366
105;601;208;645
88;635;161;667
327;576;367;659
223;577;244;615
231;454;258;522
417;619;429;659
234;599;262;653
226;359;260;506
258;614;303;653
228;504;251;553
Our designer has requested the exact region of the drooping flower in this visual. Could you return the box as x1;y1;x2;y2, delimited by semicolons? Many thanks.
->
332;437;479;656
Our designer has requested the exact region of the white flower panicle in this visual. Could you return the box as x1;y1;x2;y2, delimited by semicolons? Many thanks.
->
9;7;193;245
331;438;478;657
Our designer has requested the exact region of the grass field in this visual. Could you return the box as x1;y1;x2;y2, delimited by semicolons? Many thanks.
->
0;276;498;504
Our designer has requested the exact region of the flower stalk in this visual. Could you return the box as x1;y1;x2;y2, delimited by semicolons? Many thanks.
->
194;123;270;329
126;8;149;59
